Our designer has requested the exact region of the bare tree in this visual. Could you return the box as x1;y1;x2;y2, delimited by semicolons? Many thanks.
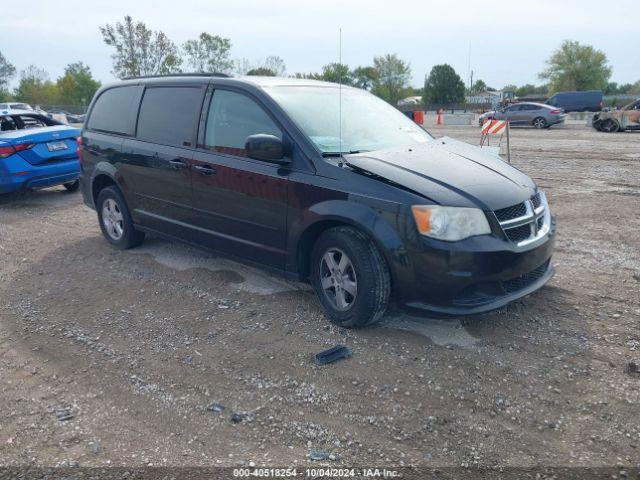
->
183;33;233;74
100;15;182;78
263;56;286;76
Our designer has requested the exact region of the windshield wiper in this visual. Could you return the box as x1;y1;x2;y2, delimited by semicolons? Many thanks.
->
321;150;369;157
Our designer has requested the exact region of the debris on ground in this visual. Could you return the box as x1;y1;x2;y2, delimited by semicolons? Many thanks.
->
308;450;331;461
55;407;74;422
207;403;225;413
624;361;639;376
230;412;245;423
314;345;352;365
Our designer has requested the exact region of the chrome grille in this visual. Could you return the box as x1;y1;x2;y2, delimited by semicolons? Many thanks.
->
494;191;551;246
494;203;527;222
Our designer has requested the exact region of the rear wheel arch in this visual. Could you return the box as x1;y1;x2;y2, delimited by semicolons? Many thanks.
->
91;174;118;206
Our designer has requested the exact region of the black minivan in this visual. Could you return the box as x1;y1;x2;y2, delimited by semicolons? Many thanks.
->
79;74;556;328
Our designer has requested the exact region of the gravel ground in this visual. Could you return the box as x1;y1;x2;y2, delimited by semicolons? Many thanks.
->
0;125;639;470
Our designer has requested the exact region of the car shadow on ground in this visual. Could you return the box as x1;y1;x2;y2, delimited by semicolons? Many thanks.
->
0;185;78;208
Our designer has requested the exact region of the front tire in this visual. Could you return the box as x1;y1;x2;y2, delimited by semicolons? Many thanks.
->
311;226;390;328
601;118;621;133
96;186;145;249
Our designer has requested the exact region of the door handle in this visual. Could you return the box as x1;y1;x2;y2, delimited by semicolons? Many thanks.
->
193;165;217;176
168;158;188;169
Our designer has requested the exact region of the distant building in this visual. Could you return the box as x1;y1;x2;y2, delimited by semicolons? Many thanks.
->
467;90;502;106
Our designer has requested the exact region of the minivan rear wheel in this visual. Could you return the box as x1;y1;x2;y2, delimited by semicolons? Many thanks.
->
310;226;390;328
96;186;145;249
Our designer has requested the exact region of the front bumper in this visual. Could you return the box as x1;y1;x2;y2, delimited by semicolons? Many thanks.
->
398;218;556;316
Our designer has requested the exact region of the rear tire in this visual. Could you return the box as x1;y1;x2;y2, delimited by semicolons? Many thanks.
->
96;186;145;249
310;226;390;328
532;117;547;129
63;180;79;192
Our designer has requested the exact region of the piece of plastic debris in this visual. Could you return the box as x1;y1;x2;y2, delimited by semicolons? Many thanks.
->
56;408;74;422
207;403;225;413
314;345;352;365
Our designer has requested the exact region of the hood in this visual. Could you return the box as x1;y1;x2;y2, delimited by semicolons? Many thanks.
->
345;137;536;210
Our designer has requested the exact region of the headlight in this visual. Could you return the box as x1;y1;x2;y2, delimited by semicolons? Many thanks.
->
411;205;491;241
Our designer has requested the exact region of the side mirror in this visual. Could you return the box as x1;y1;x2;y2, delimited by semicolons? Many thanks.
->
245;134;288;163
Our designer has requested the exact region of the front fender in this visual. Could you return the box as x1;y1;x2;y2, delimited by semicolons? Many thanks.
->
288;198;416;299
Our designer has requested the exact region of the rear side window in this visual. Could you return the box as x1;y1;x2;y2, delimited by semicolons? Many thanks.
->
88;86;141;135
136;86;202;147
204;89;281;157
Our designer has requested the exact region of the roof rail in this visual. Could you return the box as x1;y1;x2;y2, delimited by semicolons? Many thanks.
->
122;72;231;80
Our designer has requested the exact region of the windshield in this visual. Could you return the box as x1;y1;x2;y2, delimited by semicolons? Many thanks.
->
264;86;433;153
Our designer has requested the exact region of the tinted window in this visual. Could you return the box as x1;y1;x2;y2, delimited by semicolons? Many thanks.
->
88;86;140;135
136;86;202;147
521;104;539;111
205;90;281;157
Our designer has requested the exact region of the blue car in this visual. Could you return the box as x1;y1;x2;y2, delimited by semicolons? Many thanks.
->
0;110;81;194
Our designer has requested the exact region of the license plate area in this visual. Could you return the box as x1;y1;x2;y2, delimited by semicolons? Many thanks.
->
47;141;67;152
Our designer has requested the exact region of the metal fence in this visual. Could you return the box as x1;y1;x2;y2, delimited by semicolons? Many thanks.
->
398;103;493;113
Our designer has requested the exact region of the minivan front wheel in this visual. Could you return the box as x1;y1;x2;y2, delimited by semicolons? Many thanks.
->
311;226;390;328
96;186;145;249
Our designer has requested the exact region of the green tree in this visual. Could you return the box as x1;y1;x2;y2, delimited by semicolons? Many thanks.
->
352;66;378;90
319;63;353;85
183;33;233;73
539;40;611;93
423;64;465;105
371;54;411;105
57;62;101;106
502;84;518;93
514;84;548;97
247;67;276;76
0;51;16;93
471;79;487;94
100;15;182;78
14;66;60;105
630;81;640;95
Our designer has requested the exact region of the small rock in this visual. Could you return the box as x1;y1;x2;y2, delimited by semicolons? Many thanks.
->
231;412;244;423
624;361;639;375
308;450;331;461
547;420;557;429
91;441;102;454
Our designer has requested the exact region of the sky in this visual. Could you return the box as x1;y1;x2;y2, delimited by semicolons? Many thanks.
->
1;0;638;90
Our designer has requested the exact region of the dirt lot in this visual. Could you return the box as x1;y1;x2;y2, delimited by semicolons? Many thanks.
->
1;125;639;471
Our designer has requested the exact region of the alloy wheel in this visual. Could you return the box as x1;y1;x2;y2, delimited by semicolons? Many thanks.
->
533;118;546;128
319;248;358;311
102;198;124;240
